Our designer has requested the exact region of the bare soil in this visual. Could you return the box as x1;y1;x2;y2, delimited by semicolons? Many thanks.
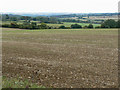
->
2;28;118;88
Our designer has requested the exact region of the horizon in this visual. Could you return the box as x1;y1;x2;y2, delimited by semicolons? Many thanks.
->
1;12;118;16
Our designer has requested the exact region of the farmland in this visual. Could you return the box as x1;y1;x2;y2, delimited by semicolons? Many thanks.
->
47;22;100;28
2;28;118;88
2;21;100;28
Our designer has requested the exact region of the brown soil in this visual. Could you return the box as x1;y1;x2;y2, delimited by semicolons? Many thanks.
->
2;28;118;88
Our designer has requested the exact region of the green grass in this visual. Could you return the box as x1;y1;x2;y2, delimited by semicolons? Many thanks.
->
2;76;45;88
47;22;100;28
0;76;2;89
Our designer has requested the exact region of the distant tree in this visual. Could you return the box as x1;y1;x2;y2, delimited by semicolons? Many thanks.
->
39;23;48;29
116;19;120;28
31;22;38;29
58;21;62;24
59;25;66;29
2;24;10;28
10;17;18;21
101;23;106;28
83;25;88;29
71;24;82;29
95;26;101;28
87;24;93;28
22;16;31;23
49;17;58;23
23;21;30;25
6;14;9;20
10;22;19;28
31;22;37;26
101;19;116;28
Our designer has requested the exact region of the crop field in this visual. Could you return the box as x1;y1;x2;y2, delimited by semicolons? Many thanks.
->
2;28;118;88
89;15;118;20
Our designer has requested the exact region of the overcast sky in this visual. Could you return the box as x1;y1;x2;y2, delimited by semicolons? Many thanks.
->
0;0;119;13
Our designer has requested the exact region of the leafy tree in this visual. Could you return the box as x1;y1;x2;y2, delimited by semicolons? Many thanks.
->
116;19;120;28
39;23;48;29
71;24;82;29
2;24;10;28
101;19;116;28
95;26;101;28
87;24;93;28
31;22;38;29
31;22;37;26
49;17;58;23
6;14;9;20
22;16;31;23
59;25;66;29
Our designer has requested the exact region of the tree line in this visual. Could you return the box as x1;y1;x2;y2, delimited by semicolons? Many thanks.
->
1;14;101;24
2;19;119;29
54;13;118;18
2;14;61;24
1;22;50;29
1;14;120;29
101;19;120;28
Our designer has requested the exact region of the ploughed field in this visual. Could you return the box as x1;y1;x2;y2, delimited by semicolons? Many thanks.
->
2;28;118;88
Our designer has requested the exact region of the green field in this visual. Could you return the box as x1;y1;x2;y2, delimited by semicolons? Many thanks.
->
2;28;118;88
47;22;100;28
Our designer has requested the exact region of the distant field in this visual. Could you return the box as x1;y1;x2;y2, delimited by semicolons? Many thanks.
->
89;15;118;20
2;28;118;88
2;21;100;28
47;22;100;28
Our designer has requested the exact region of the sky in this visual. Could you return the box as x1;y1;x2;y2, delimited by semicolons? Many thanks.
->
0;0;119;13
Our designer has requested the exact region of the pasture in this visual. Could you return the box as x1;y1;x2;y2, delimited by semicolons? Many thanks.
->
47;22;100;28
2;28;118;88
